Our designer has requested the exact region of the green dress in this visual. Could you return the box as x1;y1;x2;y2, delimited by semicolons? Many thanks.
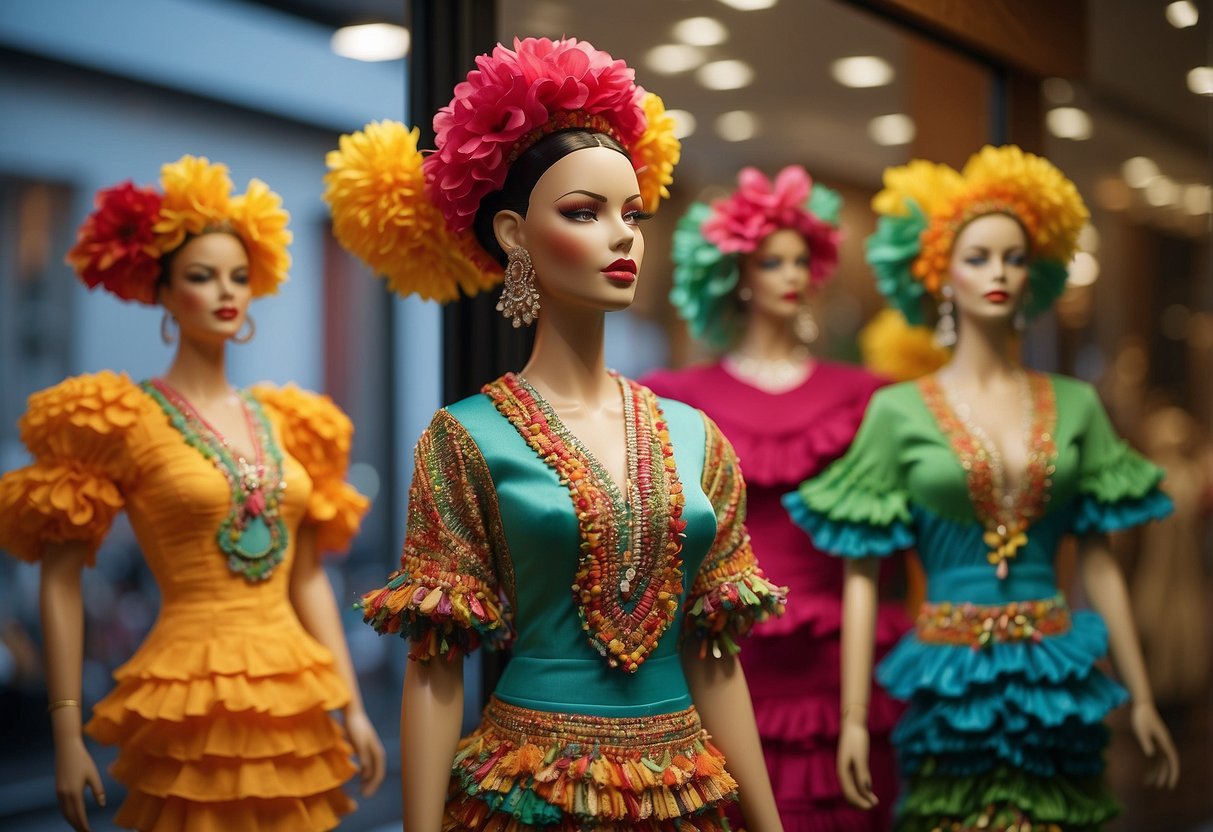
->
783;372;1171;832
362;374;785;831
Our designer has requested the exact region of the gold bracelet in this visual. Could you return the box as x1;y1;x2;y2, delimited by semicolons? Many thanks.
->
47;699;80;713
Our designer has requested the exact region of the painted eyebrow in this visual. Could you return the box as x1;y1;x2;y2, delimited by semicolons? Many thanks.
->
183;263;248;271
555;189;608;202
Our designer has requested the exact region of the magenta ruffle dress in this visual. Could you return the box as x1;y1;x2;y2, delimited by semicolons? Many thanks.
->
643;361;909;832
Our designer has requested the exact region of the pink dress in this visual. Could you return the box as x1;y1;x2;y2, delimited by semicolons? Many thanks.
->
643;361;909;832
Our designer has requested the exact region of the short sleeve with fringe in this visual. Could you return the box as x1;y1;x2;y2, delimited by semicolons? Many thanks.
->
0;372;148;565
252;384;370;555
683;414;787;658
360;409;513;662
782;387;915;557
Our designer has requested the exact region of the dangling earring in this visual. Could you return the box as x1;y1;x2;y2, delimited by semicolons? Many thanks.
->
497;246;541;328
160;311;178;345
233;315;256;344
1013;287;1030;333
934;283;957;348
794;305;819;343
737;286;754;302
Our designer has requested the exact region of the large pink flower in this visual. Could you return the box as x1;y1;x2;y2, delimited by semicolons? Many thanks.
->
425;37;647;231
702;166;841;285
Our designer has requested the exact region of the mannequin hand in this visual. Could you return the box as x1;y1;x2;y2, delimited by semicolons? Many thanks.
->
54;736;105;832
345;708;387;796
837;720;877;810
1131;701;1179;789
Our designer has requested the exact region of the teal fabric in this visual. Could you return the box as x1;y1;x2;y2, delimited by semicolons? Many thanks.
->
446;392;715;718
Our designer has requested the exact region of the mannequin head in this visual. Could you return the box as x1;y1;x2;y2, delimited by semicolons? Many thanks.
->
947;212;1029;333
487;133;646;313
738;228;811;326
158;231;252;346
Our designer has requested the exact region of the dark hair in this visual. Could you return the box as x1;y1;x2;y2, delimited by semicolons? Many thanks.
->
472;128;630;266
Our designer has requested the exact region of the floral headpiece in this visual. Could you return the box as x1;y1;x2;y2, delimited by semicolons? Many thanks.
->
66;156;291;305
669;165;842;348
324;37;681;302
866;144;1087;324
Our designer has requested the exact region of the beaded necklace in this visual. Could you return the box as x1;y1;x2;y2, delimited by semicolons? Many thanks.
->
144;379;288;581
484;373;687;673
920;371;1057;579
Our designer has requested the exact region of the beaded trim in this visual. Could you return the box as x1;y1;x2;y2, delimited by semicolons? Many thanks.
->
916;595;1071;649
507;110;623;165
920;372;1057;579
484;373;687;674
143;380;287;581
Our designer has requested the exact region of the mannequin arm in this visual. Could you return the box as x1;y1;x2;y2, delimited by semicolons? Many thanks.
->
681;646;783;832
400;657;464;831
41;542;106;832
838;557;880;809
289;524;386;796
1078;532;1179;788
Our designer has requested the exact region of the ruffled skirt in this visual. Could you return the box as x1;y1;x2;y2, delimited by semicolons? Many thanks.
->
85;610;355;832
443;697;738;831
878;602;1125;832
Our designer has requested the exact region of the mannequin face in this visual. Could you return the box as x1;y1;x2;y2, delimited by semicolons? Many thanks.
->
158;231;251;345
948;213;1029;325
495;145;646;313
739;228;810;323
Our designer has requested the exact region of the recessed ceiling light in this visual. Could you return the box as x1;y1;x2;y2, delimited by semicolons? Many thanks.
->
645;44;705;74
830;56;894;88
697;59;755;90
1187;66;1213;95
715;110;758;141
868;113;915;146
1166;1;1199;28
1045;107;1092;140
715;0;778;9
1122;157;1160;189
1183;184;1212;215
331;23;410;62
1041;77;1074;104
665;109;698;139
673;17;728;47
1145;175;1181;207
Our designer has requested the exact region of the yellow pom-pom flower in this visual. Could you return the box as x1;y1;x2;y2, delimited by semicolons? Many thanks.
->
634;93;682;214
859;309;950;383
323;121;501;302
154;155;235;253
228;179;292;297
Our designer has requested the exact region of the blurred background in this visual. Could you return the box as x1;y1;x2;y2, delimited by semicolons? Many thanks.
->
0;1;1209;829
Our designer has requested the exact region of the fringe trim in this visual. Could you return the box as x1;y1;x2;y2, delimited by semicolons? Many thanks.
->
685;569;787;659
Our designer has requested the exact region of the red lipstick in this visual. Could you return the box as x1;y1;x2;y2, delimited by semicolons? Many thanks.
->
983;291;1010;304
782;291;800;302
602;258;637;284
214;308;239;321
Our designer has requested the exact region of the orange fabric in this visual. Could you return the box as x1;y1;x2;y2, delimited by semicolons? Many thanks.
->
0;372;368;831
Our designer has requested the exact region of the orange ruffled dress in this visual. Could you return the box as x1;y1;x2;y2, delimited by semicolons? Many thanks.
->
0;371;370;832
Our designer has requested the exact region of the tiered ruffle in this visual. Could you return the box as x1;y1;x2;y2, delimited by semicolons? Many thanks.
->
86;625;356;832
442;698;736;831
782;473;913;559
880;610;1124;831
722;399;870;488
251;384;370;554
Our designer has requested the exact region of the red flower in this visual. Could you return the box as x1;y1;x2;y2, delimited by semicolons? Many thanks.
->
66;182;163;304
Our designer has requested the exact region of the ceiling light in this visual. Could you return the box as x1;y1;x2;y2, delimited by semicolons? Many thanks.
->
868;113;915;146
1145;176;1181;207
1041;77;1074;104
1188;66;1213;95
1066;252;1099;287
715;0;778;9
1183;184;1212;215
1166;1;1199;28
1045;107;1092;140
1122;157;1159;188
331;23;410;62
1077;223;1100;254
697;59;755;90
673;17;728;47
715;110;758;141
665;109;698;139
645;44;705;74
830;56;894;88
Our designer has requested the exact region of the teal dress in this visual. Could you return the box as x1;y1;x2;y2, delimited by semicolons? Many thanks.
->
363;374;784;831
783;373;1171;832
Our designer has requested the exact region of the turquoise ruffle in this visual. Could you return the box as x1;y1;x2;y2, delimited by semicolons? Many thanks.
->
1073;488;1173;534
781;491;913;558
895;716;1110;778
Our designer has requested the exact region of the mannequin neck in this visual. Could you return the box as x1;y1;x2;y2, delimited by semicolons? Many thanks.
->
161;336;233;403
731;310;807;362
520;302;616;408
939;316;1020;388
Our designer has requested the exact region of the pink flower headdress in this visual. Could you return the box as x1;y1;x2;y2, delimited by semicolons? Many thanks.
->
325;37;681;302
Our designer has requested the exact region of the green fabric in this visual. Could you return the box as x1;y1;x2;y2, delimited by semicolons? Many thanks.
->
446;393;715;717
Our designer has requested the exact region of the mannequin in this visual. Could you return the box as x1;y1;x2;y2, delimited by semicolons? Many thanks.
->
341;38;785;832
0;157;384;832
645;166;907;831
785;146;1179;831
